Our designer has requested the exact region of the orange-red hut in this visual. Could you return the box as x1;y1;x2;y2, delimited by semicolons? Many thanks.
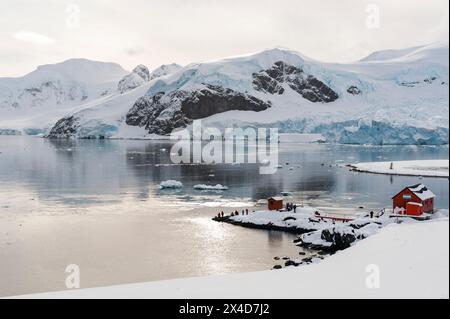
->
392;184;435;216
268;197;284;211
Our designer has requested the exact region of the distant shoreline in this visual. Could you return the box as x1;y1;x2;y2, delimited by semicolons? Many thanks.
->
347;159;449;179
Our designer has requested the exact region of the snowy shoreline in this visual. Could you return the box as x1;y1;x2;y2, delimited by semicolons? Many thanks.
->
348;160;449;178
214;208;449;264
12;217;449;299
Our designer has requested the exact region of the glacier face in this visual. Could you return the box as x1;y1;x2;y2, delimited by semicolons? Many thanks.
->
269;119;449;145
1;43;449;145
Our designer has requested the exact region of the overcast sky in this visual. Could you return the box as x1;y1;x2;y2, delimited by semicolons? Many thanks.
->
0;0;448;77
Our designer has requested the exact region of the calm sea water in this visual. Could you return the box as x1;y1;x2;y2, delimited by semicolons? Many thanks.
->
0;136;448;296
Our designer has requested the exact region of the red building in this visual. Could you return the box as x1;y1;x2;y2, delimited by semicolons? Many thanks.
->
268;197;284;211
392;184;435;216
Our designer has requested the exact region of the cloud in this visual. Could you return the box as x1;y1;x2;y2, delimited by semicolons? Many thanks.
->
12;31;56;45
125;47;146;56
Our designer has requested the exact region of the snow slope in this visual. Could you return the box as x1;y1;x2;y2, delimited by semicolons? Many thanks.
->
0;59;128;135
349;160;449;177
1;43;449;144
0;61;181;137
14;218;449;299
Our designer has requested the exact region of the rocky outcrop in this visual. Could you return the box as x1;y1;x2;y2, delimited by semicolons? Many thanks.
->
253;73;285;94
126;91;191;135
319;228;360;250
212;215;316;235
253;61;339;103
47;116;80;138
125;84;271;135
298;220;384;252
181;85;271;119
1;80;88;109
347;86;362;95
118;65;150;94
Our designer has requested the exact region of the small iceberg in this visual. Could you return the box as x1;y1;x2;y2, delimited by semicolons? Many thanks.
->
159;180;183;189
194;184;229;191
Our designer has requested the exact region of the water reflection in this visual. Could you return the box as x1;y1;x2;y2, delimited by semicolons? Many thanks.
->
0;137;448;209
0;136;448;296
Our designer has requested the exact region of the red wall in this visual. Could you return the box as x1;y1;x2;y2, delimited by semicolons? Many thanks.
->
268;200;283;211
393;189;434;214
393;189;420;210
422;198;434;214
406;203;423;216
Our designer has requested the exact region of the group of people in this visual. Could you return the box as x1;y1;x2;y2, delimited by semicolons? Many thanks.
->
217;209;250;219
286;202;297;213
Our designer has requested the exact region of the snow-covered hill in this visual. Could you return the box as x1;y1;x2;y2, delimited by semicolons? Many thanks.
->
1;43;449;145
0;59;129;135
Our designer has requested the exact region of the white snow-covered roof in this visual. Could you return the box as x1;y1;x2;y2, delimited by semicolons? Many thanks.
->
407;184;436;201
269;197;284;201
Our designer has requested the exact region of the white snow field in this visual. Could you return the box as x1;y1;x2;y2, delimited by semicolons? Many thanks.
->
349;160;449;178
14;217;449;299
1;42;448;144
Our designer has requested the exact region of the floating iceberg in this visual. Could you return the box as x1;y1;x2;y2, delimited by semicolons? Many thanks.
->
159;180;183;189
193;184;229;191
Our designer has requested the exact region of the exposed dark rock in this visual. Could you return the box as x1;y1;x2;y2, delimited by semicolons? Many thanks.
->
253;73;285;94
347;86;362;95
181;85;271;119
424;77;437;84
285;260;300;267
273;265;282;270
126;84;271;135
253;61;338;103
400;81;421;87
298;252;306;256
125;91;190;135
320;228;358;250
47;116;80;138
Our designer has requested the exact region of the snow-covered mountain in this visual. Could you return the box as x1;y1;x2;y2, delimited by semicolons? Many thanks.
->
1;43;448;144
0;58;128;109
118;65;151;94
0;59;129;135
149;64;183;80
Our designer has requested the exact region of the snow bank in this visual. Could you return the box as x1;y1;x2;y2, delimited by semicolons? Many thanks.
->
193;184;229;191
158;180;183;189
299;216;395;251
17;218;449;299
349;160;449;177
228;207;333;233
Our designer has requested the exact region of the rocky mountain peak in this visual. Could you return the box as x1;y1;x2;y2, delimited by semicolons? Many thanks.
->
118;64;151;94
132;65;151;82
253;61;339;103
